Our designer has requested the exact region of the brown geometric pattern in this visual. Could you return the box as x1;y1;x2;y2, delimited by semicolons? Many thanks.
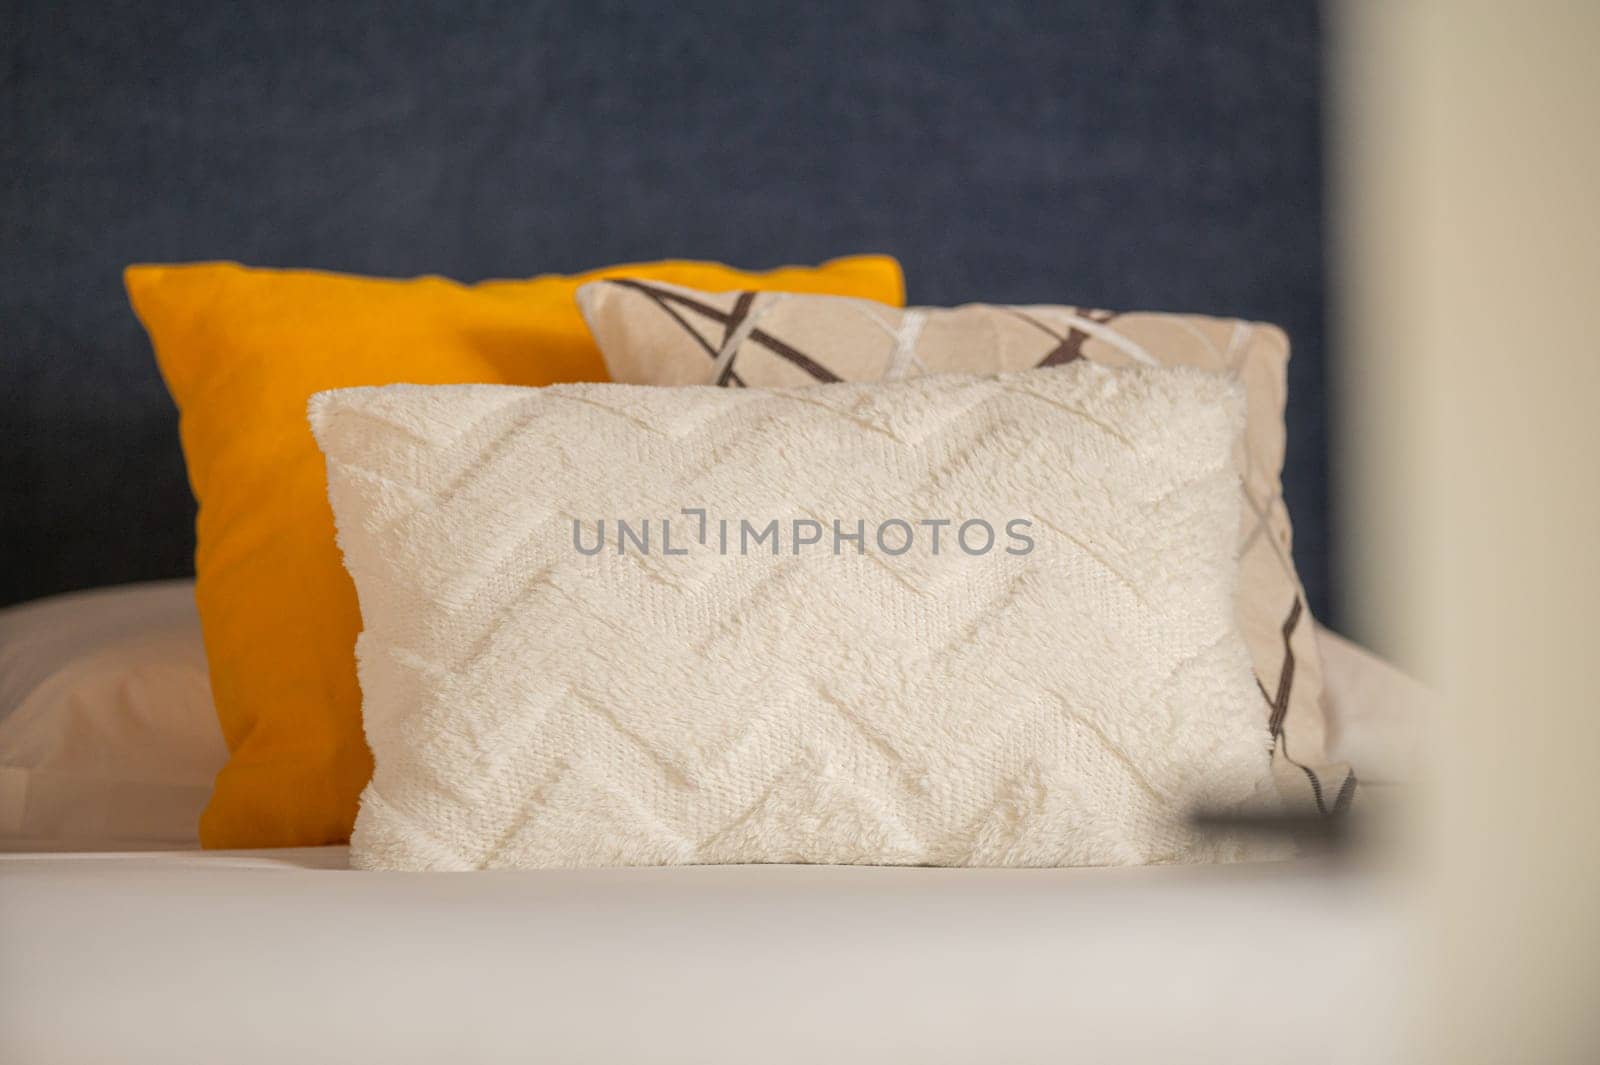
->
578;281;1355;815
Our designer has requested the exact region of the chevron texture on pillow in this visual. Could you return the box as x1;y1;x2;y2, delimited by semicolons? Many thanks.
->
312;364;1280;870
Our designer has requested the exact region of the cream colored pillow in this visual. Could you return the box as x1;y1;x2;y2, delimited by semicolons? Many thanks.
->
577;282;1352;815
313;363;1279;870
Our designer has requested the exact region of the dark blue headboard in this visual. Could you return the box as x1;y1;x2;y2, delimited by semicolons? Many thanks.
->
2;1;1331;619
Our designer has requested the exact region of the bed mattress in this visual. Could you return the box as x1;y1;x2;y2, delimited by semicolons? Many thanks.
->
0;847;1402;1065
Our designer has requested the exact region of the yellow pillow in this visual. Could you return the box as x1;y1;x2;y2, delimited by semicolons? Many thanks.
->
126;256;905;849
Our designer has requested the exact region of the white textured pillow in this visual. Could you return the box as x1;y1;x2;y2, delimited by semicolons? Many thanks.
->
312;363;1277;870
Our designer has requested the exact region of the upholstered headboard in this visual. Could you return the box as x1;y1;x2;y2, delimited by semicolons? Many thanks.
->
2;1;1331;618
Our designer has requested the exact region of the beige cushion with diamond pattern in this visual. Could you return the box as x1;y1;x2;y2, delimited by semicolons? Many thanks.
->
578;282;1350;813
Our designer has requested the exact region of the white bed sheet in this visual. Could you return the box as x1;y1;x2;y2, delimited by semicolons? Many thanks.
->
0;849;1403;1065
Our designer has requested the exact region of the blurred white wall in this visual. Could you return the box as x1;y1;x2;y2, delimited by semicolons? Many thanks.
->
1328;0;1431;670
1331;2;1599;1062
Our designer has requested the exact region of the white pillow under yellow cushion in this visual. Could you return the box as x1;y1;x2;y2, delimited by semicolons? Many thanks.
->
0;582;225;844
313;363;1279;870
576;282;1352;814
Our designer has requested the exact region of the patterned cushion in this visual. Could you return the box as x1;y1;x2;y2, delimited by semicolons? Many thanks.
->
311;364;1281;869
577;281;1353;815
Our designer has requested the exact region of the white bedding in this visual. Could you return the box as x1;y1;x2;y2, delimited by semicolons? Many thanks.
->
0;849;1403;1065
